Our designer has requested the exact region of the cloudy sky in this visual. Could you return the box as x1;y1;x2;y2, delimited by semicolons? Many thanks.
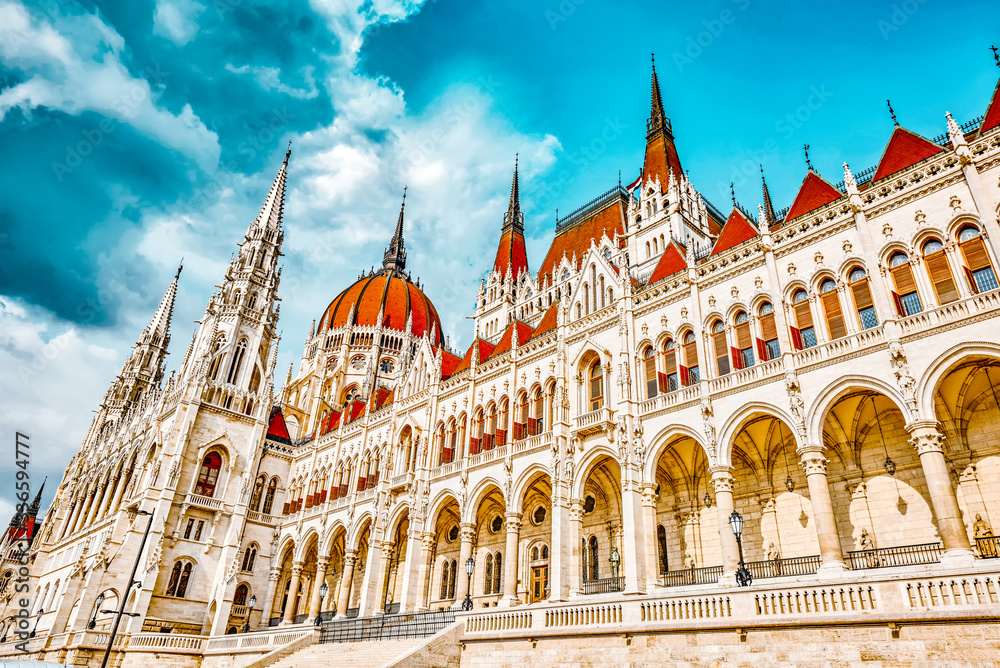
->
1;0;997;517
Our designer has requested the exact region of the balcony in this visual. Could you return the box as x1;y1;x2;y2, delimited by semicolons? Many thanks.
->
185;493;223;511
246;510;277;525
389;472;413;492
659;565;723;588
977;535;1000;558
573;407;615;438
846;542;942;570
582;576;625;595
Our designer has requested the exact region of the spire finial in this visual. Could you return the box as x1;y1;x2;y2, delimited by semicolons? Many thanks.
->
803;144;812;170
176;258;183;280
730;182;736;206
760;165;776;224
382;187;408;273
887;99;898;126
284;140;292;165
991;45;999;68
503;156;523;232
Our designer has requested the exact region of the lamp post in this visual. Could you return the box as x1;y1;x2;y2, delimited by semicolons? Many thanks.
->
87;593;106;630
728;510;752;587
243;594;257;633
462;557;475;611
100;509;154;668
29;608;43;638
314;583;328;626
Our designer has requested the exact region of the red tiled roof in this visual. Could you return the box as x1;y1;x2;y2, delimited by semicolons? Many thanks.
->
537;202;625;283
489;321;535;358
711;208;758;256
647;241;687;284
643;132;683;189
872;127;944;182
437;347;463;379
453;338;496;374
323;410;342;433
784;171;844;222
370;386;392;410
493;229;530;278
530;303;558;340
318;271;442;345
266;407;291;441
981;78;1000;134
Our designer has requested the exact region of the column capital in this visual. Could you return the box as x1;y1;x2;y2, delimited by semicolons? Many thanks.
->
291;563;304;577
420;531;436;549
459;523;476;543
797;444;829;475
640;483;657;508
568;499;584;522
906;420;945;455
504;515;522;534
317;557;330;570
709;466;734;492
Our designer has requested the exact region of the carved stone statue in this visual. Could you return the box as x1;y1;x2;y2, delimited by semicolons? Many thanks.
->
973;513;993;538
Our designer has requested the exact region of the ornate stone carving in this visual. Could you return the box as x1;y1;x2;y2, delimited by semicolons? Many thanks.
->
784;372;806;437
700;397;717;458
887;341;918;419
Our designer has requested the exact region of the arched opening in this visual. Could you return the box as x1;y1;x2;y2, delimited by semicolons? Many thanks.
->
579;455;623;594
195;452;223;498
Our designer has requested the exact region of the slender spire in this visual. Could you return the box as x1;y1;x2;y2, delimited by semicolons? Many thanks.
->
730;182;736;206
251;148;291;231
494;157;529;277
803;144;812;170
760;165;777;224
502;155;523;233
382;187;408;273
648;53;669;137
887;99;899;126
991;45;999;68
643;54;683;187
145;264;181;346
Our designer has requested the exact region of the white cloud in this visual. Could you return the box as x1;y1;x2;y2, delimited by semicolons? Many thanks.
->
225;63;319;100
309;0;428;66
0;0;219;169
152;0;205;45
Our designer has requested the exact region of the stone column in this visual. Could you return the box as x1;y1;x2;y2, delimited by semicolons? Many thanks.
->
375;542;395;614
907;421;975;566
414;532;436;611
357;539;384;617
620;480;647;594
568;500;584;596
262;567;281;628
306;557;329;621
282;562;303;624
335;551;358;618
70;490;94;535
640;484;659;589
107;476;128;516
798;445;847;576
451;523;476;609
397;530;425;613
499;513;521;607
83;484;107;526
710;466;739;586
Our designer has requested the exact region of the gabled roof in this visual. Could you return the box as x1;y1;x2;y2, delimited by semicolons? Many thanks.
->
872;126;944;182
370;386;393;411
537;198;626;283
489;321;535;358
323;410;343;434
784;171;844;222
453;338;496;374
266;406;292;444
711;208;758;256
530;303;559;340
981;78;1000;134
493;229;530;278
437;348;463;379
647;241;687;284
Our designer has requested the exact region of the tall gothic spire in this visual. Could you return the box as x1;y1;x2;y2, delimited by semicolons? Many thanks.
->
648;53;667;137
382;187;408;273
250;143;291;232
502;155;523;233
643;54;683;187
493;157;529;278
760;165;777;225
144;261;181;348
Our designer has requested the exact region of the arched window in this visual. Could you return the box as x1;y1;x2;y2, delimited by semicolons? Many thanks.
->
262;478;278;515
847;267;878;329
681;331;699;385
958;225;998;293
711;320;730;376
226;339;248;384
819;278;847;340
0;570;11;595
589;536;599;581
440;560;451;599
790;289;817;349
497;400;509;447
922;238;959;305
514;393;528;440
757;303;780;360
531;388;544;436
660;339;678;392
195;452;222;497
889;252;922;316
247;292;258;310
241;544;257;573
484;553;494;594
643;346;658;399
470;410;484;455
493;551;503;595
448;559;457;599
166;560;193;597
733;311;754;369
234;583;249;606
657;525;669;575
208;336;225;381
588;362;604;411
484;404;497;451
249;475;266;512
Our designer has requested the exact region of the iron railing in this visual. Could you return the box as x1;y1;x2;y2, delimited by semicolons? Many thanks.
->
582;576;625;595
976;535;1000;559
318;610;455;644
846;542;942;570
555;186;629;232
659;565;723;588
745;555;821;580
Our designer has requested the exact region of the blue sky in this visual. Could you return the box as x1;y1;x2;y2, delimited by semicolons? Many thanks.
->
0;0;997;517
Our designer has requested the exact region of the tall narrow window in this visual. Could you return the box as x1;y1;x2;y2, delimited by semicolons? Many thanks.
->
195;452;222;497
820;279;847;340
848;267;878;329
889;252;922;316
249;475;266;511
471;411;483;455
531;389;544;435
790;290;817;349
643;346;658;399
241;545;257;573
234;584;249;606
656;525;669;575
589;362;604;411
497;400;508;447
484;405;496;451
515;394;527;440
711;321;730;376
226;339;248;384
589;536;599;581
682;332;699;384
262;478;277;514
660;340;678;392
922;239;959;305
484;553;494;595
166;561;193;597
448;559;457;599
208;337;225;380
440;561;451;600
958;226;999;293
734;311;755;368
494;552;503;594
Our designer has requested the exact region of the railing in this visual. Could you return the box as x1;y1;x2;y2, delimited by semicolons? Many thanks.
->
582;576;625;595
639;384;700;415
794;325;886;369
318;610;455;644
129;633;206;652
185;493;223;510
231;604;250;616
846;542;942;570
468;444;506;469
708;357;783;394
745;555;821;580
513;431;552;454
389;473;409;489
430;461;459;480
659;565;723;588
897;288;1000;337
356;488;375;503
976;535;1000;559
247;510;278;524
573;407;615;434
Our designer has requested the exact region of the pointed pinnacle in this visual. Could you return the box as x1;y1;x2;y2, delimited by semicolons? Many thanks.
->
887;99;898;126
760;165;776;223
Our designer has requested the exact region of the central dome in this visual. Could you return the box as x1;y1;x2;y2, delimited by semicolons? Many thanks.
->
317;189;442;346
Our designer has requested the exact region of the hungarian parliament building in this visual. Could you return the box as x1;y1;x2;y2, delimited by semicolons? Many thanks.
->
3;59;1000;666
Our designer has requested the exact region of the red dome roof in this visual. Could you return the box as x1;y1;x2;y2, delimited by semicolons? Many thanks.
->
318;270;442;345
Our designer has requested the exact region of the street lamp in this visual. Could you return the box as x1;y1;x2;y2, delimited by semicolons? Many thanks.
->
704;492;713;508
243;595;257;633
728;510;752;587
100;509;154;668
29;608;43;638
315;583;328;626
88;593;106;630
462;557;475;611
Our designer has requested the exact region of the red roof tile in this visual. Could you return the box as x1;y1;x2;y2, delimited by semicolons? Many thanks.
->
437;347;463;379
872;127;944;182
489;321;535;358
318;271;442;345
530;303;558;340
453;338;496;374
647;241;687;284
537;202;625;283
493;229;530;278
266;407;291;442
711;208;758;256
784;171;844;222
643;133;683;189
981;78;1000;134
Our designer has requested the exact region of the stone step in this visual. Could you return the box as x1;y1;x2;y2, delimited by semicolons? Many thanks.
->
269;638;424;668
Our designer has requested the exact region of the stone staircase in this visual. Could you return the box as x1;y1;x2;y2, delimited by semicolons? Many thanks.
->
267;638;426;668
